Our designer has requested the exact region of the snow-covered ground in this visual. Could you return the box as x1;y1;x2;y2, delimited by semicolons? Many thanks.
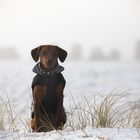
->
0;60;140;140
0;128;140;140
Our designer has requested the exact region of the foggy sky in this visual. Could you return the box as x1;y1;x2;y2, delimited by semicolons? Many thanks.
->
0;0;140;59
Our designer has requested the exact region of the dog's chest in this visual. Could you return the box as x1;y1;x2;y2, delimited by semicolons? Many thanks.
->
44;76;58;98
32;73;65;109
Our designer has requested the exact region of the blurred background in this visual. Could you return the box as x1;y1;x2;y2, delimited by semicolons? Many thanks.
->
0;0;140;61
0;0;140;117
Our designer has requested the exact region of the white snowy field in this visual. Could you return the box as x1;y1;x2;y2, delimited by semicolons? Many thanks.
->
0;60;140;140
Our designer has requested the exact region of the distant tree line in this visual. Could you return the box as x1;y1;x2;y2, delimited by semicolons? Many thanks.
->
89;48;121;61
1;41;140;61
69;41;140;61
135;40;140;61
0;47;19;60
69;45;121;61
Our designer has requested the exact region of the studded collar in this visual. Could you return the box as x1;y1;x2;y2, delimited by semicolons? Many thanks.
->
33;63;64;77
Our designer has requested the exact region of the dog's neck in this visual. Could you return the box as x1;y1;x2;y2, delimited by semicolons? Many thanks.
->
32;62;64;77
39;62;58;72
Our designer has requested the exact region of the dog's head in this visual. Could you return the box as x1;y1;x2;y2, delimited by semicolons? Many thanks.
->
31;45;67;70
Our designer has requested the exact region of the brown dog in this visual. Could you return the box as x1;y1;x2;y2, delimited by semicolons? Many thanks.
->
31;45;67;132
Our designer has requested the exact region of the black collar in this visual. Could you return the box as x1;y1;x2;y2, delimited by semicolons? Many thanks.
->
33;63;64;77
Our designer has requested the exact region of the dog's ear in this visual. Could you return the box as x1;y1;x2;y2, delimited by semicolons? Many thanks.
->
31;46;42;62
56;46;67;62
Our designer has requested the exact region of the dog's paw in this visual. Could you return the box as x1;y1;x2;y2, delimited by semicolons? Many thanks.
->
31;118;41;132
31;118;36;131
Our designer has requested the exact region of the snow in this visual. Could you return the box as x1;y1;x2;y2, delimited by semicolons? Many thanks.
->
0;60;140;140
0;128;139;140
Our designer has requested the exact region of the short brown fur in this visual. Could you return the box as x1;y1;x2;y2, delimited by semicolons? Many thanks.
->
31;45;67;132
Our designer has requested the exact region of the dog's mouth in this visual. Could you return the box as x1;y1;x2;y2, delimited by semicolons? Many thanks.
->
47;60;53;67
41;60;57;70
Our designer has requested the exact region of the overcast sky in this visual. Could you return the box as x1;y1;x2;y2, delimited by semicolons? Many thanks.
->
0;0;140;59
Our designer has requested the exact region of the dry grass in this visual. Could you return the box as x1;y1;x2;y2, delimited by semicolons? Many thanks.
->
0;103;5;130
129;104;140;128
65;90;140;130
0;90;140;133
0;95;61;132
0;96;17;131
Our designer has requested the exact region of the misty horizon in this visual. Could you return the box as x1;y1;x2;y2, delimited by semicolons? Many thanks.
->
0;43;140;61
0;0;140;60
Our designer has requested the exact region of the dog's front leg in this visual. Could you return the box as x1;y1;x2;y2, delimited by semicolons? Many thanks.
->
55;84;67;129
31;85;46;132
